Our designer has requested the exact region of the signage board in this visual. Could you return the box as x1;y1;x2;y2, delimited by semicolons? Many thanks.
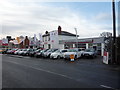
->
103;51;109;64
70;54;74;61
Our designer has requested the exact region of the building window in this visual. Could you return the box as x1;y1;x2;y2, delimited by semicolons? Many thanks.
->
45;37;47;41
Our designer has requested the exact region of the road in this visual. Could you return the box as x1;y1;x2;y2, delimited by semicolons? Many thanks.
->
2;54;120;89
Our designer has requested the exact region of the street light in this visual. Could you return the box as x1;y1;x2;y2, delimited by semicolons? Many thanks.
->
74;28;78;48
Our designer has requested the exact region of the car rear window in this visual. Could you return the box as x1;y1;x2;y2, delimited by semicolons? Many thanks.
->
62;50;67;52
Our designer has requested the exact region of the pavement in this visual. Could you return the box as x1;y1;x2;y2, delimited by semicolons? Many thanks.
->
2;54;120;89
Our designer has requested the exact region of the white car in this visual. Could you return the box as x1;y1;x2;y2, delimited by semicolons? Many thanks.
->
18;49;25;55
63;48;83;60
50;49;68;59
14;49;22;55
43;49;58;58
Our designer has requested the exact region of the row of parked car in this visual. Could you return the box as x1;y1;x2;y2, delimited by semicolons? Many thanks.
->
2;47;97;60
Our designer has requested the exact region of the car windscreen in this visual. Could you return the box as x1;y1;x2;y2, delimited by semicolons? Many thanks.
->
27;49;33;51
61;50;68;52
68;49;77;52
23;49;27;51
36;49;41;52
54;50;60;53
85;49;94;52
44;49;49;52
52;49;58;52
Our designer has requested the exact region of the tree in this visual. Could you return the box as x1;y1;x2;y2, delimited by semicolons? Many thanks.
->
100;32;112;38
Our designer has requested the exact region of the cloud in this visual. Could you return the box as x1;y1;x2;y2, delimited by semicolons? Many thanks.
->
0;0;113;39
94;13;112;21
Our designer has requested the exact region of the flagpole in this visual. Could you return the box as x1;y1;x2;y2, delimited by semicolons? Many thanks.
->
74;28;78;48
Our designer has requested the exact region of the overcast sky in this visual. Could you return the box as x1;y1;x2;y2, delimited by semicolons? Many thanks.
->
0;0;119;39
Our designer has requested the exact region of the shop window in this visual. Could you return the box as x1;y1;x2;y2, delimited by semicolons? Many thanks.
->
45;37;47;41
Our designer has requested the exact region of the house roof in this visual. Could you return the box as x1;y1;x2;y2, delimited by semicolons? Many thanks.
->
42;31;79;37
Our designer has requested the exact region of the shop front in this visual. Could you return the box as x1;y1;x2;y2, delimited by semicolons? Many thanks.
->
59;37;105;56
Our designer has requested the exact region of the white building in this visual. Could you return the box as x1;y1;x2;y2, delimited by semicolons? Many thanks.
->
42;26;105;56
42;26;78;49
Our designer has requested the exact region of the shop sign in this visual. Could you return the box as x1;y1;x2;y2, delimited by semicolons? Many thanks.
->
70;54;74;61
44;42;48;44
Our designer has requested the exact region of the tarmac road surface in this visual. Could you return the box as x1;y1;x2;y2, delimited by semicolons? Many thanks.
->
2;54;120;89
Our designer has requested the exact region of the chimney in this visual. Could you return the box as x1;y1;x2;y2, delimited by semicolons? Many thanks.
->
58;26;62;34
45;31;49;34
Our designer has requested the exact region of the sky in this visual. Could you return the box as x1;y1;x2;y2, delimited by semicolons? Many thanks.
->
0;0;119;39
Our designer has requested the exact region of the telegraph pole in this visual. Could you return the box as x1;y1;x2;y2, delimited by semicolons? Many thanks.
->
112;0;117;64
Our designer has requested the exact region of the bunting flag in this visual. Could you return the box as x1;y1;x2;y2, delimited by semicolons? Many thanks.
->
34;34;37;44
16;37;20;44
39;33;42;42
2;38;8;46
2;38;8;44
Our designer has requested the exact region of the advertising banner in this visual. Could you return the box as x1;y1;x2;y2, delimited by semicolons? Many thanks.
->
16;37;20;44
2;38;8;44
103;51;109;64
34;34;37;45
39;33;42;42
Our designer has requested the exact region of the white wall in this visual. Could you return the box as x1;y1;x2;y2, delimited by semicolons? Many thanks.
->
58;35;76;41
59;44;64;49
42;34;77;49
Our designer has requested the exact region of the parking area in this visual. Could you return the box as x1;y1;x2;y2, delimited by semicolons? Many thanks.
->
2;54;116;68
4;53;120;72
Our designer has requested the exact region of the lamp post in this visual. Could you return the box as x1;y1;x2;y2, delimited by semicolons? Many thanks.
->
74;28;78;48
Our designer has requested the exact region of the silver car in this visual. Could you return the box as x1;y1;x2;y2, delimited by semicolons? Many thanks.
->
83;48;97;58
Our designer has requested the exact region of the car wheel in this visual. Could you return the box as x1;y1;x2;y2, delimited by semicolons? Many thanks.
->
57;55;61;59
91;55;95;59
74;55;77;60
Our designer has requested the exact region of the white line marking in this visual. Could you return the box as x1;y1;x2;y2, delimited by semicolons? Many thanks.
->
100;85;116;90
10;55;23;58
